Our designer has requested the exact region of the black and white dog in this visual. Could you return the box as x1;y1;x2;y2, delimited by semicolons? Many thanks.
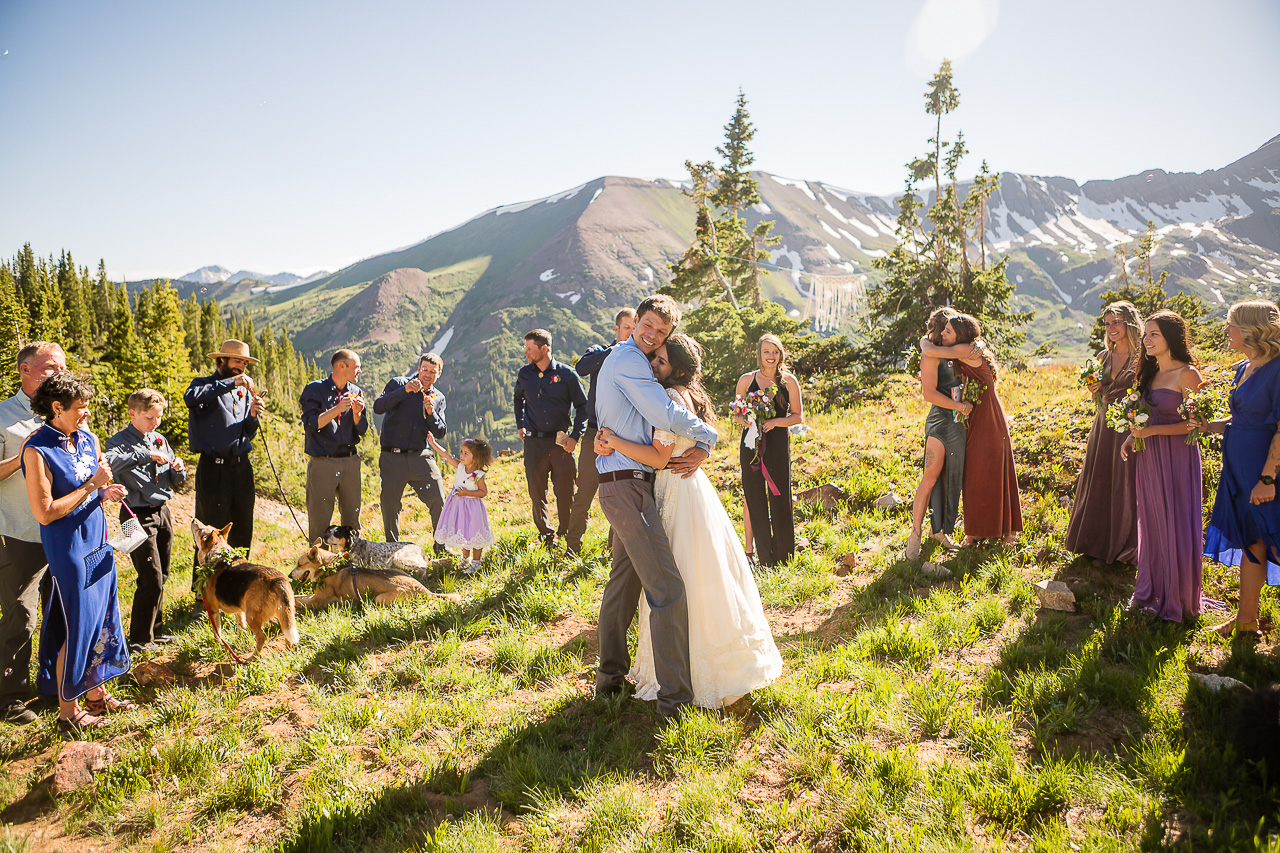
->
321;525;433;574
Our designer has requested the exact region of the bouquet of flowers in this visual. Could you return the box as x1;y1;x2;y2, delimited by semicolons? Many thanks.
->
1179;381;1230;445
730;387;775;451
1077;356;1105;388
953;377;987;425
1108;392;1152;451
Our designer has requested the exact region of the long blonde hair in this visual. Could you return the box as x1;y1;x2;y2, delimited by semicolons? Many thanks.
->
1228;300;1280;362
756;334;789;375
1102;301;1143;369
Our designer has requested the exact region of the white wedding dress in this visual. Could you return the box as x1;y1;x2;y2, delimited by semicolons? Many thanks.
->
629;390;784;708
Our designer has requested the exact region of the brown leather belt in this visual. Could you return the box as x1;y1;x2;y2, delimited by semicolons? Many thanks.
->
598;469;655;484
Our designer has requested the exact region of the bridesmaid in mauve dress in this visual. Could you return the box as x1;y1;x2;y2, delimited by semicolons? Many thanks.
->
1121;311;1204;622
1201;301;1280;636
1065;302;1143;564
920;313;1022;545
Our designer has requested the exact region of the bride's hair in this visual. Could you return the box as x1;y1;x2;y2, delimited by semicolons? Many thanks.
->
663;333;715;424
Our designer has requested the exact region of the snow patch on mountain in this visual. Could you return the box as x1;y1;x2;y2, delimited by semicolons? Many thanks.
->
772;246;804;285
430;326;455;356
770;175;817;201
540;269;558;282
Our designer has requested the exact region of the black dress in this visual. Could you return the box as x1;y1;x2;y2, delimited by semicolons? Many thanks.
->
923;359;966;535
740;375;795;567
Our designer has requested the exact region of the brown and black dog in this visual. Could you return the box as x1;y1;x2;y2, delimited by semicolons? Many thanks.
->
291;541;462;608
192;518;300;661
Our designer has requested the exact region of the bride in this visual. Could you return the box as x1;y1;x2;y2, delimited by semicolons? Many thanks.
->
596;333;783;708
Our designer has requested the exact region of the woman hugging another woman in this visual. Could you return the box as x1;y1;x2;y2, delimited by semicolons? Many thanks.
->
921;313;1022;546
905;308;974;559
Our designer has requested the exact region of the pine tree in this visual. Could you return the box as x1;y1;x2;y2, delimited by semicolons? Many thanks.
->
135;279;193;448
862;60;1031;368
0;266;25;397
1088;220;1218;350
665;90;778;310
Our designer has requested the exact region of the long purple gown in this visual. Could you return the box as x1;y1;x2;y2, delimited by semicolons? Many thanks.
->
1132;387;1203;622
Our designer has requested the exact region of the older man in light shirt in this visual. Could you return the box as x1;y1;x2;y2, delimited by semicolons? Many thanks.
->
592;296;717;719
0;342;66;724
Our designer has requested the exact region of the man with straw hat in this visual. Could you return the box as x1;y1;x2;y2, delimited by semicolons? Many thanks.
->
184;339;265;584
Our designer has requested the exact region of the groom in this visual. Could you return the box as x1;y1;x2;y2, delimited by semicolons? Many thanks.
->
593;294;719;717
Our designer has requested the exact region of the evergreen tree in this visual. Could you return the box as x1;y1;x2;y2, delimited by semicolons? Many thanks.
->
0;266;25;397
135;279;192;448
665;90;778;310
183;294;202;368
862;60;1031;368
1088;220;1219;351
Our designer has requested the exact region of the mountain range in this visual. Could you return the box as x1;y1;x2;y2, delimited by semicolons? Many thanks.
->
162;133;1280;441
176;265;330;290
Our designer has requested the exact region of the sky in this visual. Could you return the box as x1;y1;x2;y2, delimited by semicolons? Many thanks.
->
2;0;1278;281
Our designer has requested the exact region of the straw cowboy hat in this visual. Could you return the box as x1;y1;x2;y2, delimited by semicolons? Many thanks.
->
206;339;260;364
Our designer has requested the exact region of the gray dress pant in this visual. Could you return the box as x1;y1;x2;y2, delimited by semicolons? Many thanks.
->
379;450;445;542
596;478;692;714
306;455;362;543
0;536;48;705
564;427;599;554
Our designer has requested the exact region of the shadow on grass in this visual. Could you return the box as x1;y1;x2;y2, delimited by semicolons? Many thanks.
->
274;692;666;853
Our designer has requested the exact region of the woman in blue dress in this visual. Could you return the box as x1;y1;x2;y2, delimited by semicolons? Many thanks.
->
1201;301;1280;637
21;372;132;732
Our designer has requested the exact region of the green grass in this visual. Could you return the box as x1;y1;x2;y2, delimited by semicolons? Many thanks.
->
2;365;1279;851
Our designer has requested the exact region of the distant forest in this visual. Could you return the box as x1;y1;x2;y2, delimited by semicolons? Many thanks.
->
0;243;321;449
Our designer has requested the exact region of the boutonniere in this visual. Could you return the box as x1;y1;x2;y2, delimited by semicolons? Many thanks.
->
153;437;164;449
236;388;245;399
551;375;561;384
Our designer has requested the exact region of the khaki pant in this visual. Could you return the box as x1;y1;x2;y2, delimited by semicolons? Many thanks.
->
306;455;362;543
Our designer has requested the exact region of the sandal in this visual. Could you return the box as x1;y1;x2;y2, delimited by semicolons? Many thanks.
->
84;692;139;715
57;709;109;734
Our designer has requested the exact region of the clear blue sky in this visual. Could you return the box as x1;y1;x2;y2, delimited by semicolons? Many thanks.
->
2;0;1277;280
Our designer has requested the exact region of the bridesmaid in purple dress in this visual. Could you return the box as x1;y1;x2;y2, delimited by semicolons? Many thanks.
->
1200;301;1280;637
1120;311;1203;622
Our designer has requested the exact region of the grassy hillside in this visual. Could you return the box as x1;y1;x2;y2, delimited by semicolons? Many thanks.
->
3;363;1276;850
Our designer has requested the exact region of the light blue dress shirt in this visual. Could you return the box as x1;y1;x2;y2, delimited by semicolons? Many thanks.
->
595;338;718;474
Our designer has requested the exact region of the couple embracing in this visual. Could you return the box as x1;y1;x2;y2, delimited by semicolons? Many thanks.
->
593;295;782;715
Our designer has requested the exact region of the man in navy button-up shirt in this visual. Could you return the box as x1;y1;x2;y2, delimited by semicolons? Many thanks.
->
373;353;448;546
564;308;636;555
184;339;264;580
512;329;587;550
300;349;369;542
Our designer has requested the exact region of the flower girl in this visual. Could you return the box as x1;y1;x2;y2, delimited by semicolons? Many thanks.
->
427;434;495;573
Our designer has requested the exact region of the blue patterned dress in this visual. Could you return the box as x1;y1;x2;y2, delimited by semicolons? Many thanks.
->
22;424;130;700
1204;359;1280;585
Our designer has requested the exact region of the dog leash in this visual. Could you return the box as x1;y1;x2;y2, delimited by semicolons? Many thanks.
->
259;415;310;543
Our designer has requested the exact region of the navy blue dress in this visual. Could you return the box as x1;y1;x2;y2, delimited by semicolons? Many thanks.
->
22;424;130;701
1204;359;1280;585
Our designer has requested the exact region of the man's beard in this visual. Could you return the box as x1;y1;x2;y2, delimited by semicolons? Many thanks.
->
216;362;244;379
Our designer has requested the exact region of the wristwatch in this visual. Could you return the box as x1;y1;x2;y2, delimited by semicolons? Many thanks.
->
1260;474;1276;486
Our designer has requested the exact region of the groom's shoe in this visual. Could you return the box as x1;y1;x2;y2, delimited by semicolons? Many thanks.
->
595;680;631;701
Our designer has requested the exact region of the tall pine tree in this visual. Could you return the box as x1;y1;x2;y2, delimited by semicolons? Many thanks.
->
862;60;1030;367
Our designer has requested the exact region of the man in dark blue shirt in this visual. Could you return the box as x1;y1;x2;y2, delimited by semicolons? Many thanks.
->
184;339;264;585
513;328;588;550
373;353;448;548
564;308;636;555
300;349;369;542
